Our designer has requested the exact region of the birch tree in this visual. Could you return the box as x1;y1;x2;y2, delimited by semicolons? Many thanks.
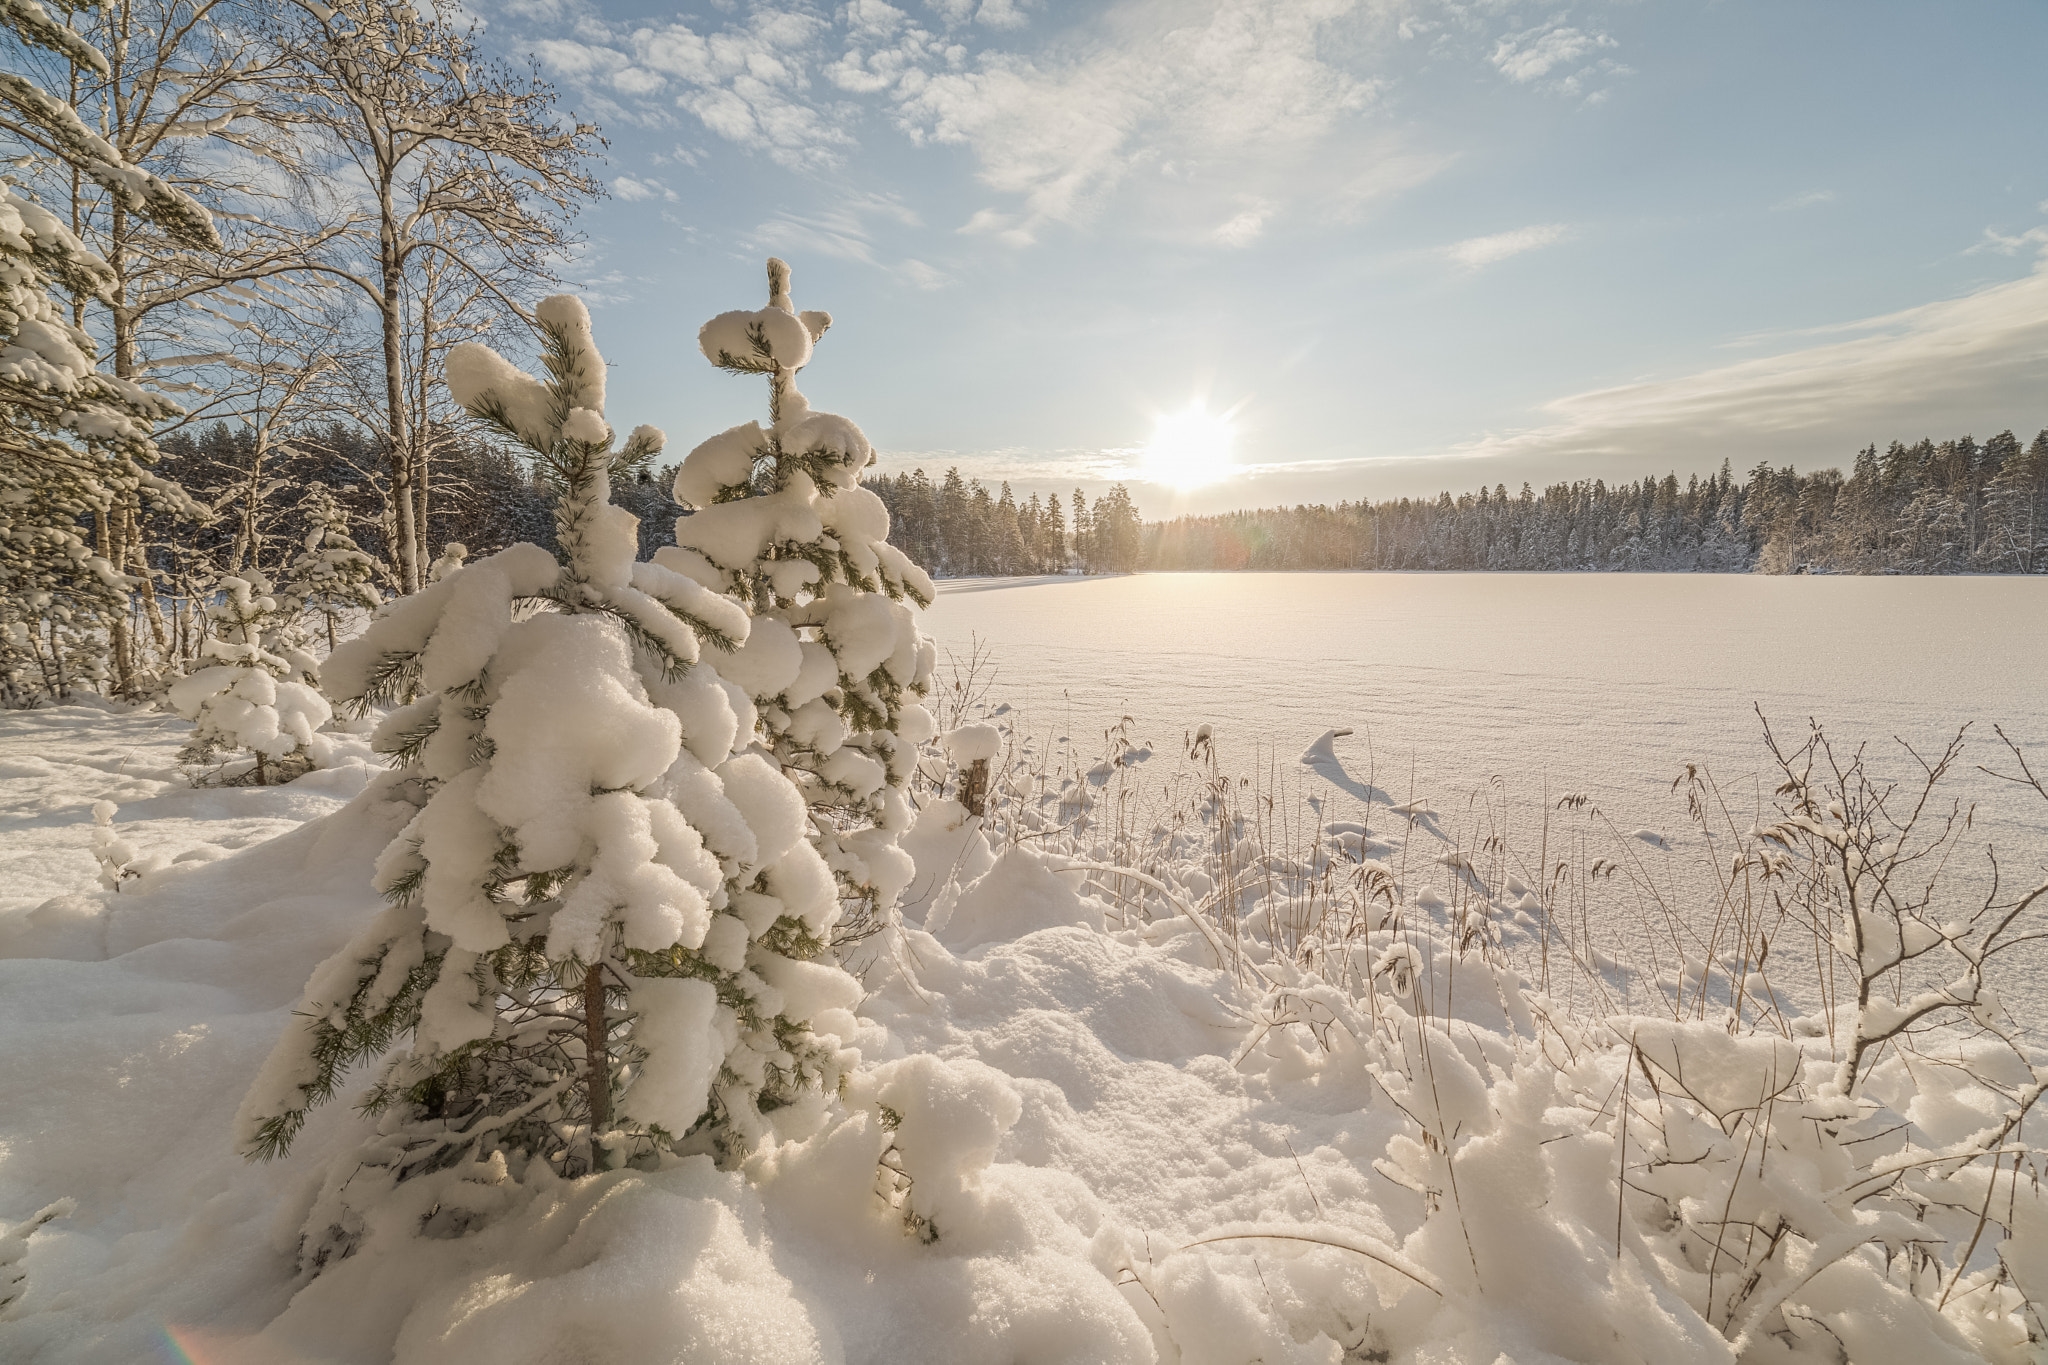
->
0;0;362;690
279;0;602;593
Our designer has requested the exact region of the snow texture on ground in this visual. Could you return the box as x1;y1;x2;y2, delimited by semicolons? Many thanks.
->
0;706;1416;1364
0;680;2041;1363
923;572;2048;859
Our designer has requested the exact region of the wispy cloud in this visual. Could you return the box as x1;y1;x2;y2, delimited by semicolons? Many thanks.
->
752;192;951;288
925;0;1032;31
1212;200;1273;247
612;174;677;202
891;0;1387;242
502;0;1574;246
1772;188;1836;212
1444;222;1570;270
1488;18;1624;98
1970;223;2048;256
1457;254;2048;470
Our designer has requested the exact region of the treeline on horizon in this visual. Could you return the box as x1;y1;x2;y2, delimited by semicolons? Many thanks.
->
153;423;2048;594
869;429;2048;578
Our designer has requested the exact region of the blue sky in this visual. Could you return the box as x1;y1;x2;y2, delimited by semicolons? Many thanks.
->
470;0;2048;516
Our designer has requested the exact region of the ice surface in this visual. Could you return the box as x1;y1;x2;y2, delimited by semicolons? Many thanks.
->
923;573;2048;947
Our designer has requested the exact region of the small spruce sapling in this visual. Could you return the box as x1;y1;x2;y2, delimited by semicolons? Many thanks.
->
88;801;143;889
282;485;385;652
237;295;866;1270
166;573;329;784
668;258;940;944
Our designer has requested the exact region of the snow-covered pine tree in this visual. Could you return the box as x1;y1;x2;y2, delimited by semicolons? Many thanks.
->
166;572;329;783
0;0;215;704
238;295;866;1268
282;484;385;652
667;259;938;945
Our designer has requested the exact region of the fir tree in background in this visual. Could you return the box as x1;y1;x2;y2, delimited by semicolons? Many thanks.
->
282;484;385;651
669;257;938;946
0;0;215;704
238;295;865;1269
166;572;328;783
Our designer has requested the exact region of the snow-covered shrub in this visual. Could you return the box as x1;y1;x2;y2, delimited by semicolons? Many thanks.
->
1204;939;2045;1362
668;257;939;944
858;1054;1023;1243
167;573;330;783
1751;719;2044;1102
87;800;141;890
238;295;868;1269
282;484;385;652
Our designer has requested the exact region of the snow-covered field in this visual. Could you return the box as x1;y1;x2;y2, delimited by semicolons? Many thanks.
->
926;572;2048;949
923;572;2048;818
2;573;2045;1364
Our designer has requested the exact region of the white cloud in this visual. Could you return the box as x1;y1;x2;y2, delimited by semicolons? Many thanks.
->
1444;222;1569;269
508;0;1600;242
924;0;1032;30
1487;19;1622;99
1457;255;2048;472
894;0;1383;242
1971;224;2048;256
896;258;952;290
1772;188;1836;212
1491;23;1609;81
531;9;859;170
753;193;951;287
1212;201;1272;247
612;175;677;202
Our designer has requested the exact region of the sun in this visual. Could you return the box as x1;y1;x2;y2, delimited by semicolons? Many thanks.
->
1139;404;1237;490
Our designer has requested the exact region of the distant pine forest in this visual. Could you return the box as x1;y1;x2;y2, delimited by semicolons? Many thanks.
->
868;430;2048;577
155;425;2047;593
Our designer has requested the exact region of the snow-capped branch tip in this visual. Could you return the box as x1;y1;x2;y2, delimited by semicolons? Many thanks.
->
622;424;665;460
699;260;833;376
0;0;111;76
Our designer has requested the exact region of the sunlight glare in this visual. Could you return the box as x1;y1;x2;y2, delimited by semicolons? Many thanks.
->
1140;404;1237;490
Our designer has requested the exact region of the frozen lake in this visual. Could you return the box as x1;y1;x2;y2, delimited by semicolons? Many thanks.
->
925;572;2048;866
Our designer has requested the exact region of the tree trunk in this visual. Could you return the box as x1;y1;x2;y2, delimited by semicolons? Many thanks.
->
381;251;419;594
126;502;169;653
95;505;135;696
415;297;437;564
583;963;611;1162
